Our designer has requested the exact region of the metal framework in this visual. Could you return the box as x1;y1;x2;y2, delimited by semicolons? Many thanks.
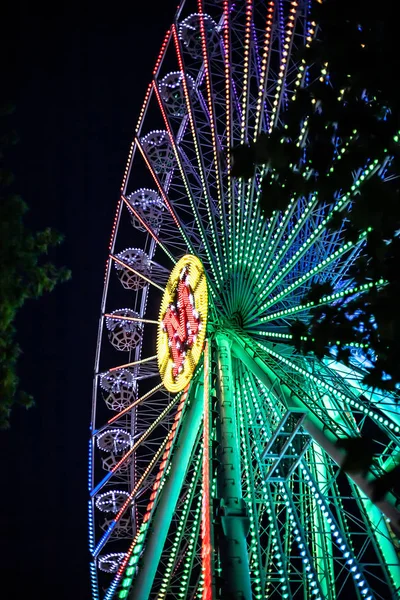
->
89;2;400;599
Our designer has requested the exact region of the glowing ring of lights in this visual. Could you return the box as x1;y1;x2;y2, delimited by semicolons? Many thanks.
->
157;255;208;392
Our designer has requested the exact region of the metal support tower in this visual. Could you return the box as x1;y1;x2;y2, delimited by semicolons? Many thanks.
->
214;332;252;600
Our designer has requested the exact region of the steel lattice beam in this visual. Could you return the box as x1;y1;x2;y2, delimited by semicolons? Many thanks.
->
229;330;400;535
214;332;252;600
129;378;204;600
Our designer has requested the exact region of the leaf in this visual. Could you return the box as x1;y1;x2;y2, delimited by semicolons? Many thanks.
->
0;111;71;427
230;144;255;179
370;464;400;501
302;281;333;305
336;437;376;475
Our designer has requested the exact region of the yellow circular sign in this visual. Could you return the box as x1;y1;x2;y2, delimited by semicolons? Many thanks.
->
157;255;208;392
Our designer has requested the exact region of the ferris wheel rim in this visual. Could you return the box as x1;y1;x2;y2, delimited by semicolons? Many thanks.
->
89;2;400;599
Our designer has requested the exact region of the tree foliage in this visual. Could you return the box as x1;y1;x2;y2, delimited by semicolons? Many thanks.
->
231;1;400;392
0;104;71;428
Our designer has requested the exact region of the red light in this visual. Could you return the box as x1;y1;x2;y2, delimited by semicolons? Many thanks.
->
162;267;200;378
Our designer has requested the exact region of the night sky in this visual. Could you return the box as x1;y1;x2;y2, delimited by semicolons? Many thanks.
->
1;2;171;598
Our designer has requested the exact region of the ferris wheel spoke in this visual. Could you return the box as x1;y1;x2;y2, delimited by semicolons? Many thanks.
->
153;79;225;283
103;313;159;326
239;0;253;144
254;279;385;326
252;235;366;318
254;194;319;284
107;355;158;374
121;195;177;264
93;384;194;556
323;358;400;431
101;381;196;599
110;255;164;291
240;194;298;294
282;475;374;600
241;206;281;285
91;389;176;497
176;490;203;598
344;477;400;593
197;5;225;202
135;136;195;252
269;1;303;130
250;157;381;313
322;469;397;599
221;0;235;272
196;4;228;254
171;24;227;282
93;434;169;558
241;199;266;274
252;1;274;138
106;382;164;426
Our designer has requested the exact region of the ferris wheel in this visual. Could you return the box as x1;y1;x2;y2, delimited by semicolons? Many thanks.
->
89;2;400;599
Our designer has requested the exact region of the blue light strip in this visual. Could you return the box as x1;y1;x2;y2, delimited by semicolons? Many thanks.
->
93;521;117;558
89;561;100;600
90;470;114;498
104;577;120;600
88;500;96;554
300;463;374;599
88;439;93;491
88;440;96;554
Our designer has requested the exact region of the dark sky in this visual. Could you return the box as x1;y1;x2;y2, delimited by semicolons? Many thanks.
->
1;2;172;598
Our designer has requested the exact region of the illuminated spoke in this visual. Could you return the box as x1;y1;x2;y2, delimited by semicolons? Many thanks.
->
108;355;158;373
121;195;176;264
104;313;159;325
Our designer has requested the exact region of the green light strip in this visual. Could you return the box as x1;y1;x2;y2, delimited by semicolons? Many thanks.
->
255;160;379;308
176;492;203;599
254;329;370;350
308;444;335;600
156;450;202;600
249;194;297;287
256;195;318;290
279;480;324;600
248;131;381;312
347;478;400;589
237;381;264;599
256;231;367;315
118;466;171;598
257;279;386;323
254;340;400;434
243;377;293;599
245;215;264;272
257;230;365;311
